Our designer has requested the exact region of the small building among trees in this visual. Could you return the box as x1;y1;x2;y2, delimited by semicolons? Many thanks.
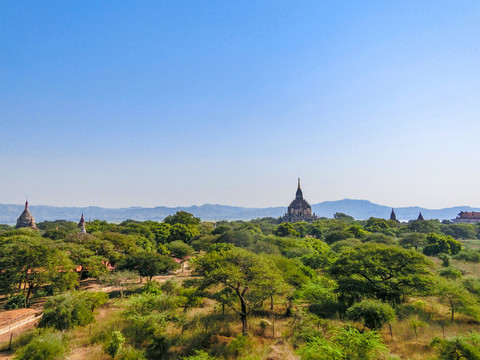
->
452;211;480;224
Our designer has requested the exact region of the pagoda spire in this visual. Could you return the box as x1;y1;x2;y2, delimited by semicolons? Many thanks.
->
78;213;86;228
298;177;301;189
390;208;398;222
25;195;28;210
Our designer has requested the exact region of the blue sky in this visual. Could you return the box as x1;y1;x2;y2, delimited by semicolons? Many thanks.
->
1;1;480;208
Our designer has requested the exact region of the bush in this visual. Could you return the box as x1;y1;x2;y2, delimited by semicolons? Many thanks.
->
39;292;96;330
423;233;463;256
118;346;147;360
438;267;463;279
454;249;480;263
5;294;27;310
14;330;67;360
463;277;480;296
228;335;253;358
297;327;387;360
181;350;216;360
431;332;480;360
325;231;352;245
104;331;125;358
346;299;395;330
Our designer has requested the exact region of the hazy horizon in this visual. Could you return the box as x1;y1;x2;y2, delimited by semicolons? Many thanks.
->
2;2;480;209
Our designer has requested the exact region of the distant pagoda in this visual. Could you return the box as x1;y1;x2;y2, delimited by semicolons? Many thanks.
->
16;200;38;230
78;213;87;233
417;212;424;221
281;178;318;223
390;208;398;222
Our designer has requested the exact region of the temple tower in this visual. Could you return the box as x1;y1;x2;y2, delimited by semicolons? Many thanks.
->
390;209;398;222
78;213;87;234
16;199;38;230
281;178;318;223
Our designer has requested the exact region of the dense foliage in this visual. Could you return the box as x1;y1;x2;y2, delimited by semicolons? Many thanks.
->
1;212;480;359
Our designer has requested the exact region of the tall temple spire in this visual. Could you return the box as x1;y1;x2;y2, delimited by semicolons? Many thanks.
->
390;208;398;222
25;196;28;210
295;178;303;200
78;213;86;228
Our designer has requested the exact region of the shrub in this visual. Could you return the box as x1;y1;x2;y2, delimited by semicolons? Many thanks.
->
228;335;253;358
104;331;125;358
431;332;480;360
5;294;27;310
438;267;463;279
14;330;67;360
181;350;216;360
325;231;352;245
333;326;388;360
297;335;342;360
463;277;480;296
39;292;96;330
297;327;387;360
346;299;395;330
118;346;147;360
423;233;463;256
454;249;480;263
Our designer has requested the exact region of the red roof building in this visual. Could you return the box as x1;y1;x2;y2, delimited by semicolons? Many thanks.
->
452;211;480;224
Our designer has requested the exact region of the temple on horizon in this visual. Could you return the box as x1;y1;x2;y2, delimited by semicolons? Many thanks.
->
280;178;318;223
16;200;37;230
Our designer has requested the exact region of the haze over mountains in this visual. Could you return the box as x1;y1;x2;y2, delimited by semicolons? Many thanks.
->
0;199;477;224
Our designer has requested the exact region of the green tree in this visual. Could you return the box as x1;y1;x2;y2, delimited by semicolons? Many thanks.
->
192;247;287;335
104;331;125;358
99;270;138;299
334;212;355;223
434;278;480;322
167;240;194;272
324;230;352;245
333;326;387;360
164;211;201;226
39;292;101;330
119;252;179;281
346;299;395;330
169;223;200;244
14;330;68;360
399;233;427;251
167;240;194;259
431;332;480;360
0;237;78;303
423;233;463;256
329;243;432;304
274;223;301;237
441;223;477;240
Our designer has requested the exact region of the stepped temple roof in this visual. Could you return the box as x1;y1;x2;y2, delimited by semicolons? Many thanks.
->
280;178;318;223
16;200;37;230
453;211;480;223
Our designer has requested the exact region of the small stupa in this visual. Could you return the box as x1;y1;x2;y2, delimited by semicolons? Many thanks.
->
78;213;87;234
417;212;424;221
16;199;38;230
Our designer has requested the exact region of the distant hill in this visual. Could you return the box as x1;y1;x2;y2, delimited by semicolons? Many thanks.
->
1;199;479;224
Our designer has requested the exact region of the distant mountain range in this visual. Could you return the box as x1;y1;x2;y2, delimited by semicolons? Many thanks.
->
0;199;478;224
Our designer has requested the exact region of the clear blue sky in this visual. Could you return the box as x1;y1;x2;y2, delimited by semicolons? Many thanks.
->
1;1;480;208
